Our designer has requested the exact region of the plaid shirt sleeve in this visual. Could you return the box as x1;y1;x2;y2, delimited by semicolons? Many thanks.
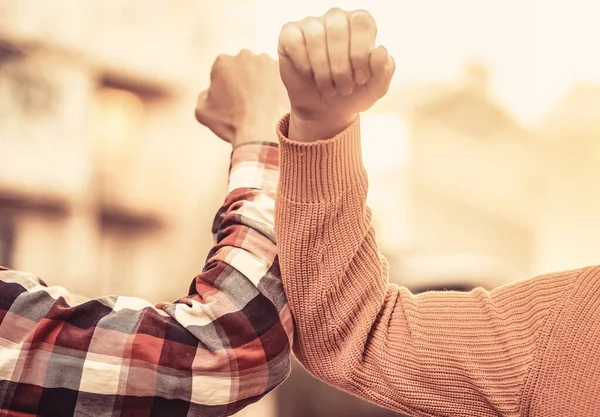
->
0;142;293;417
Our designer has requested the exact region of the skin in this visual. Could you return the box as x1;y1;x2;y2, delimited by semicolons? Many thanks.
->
277;8;396;142
195;50;290;146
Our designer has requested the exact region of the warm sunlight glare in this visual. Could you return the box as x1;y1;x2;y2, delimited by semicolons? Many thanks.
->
95;88;145;156
360;112;411;175
253;0;600;126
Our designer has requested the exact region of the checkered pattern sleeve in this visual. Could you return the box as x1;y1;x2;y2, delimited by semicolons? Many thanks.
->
0;142;292;416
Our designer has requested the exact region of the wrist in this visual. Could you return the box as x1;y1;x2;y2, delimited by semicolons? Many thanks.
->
233;105;289;146
288;111;357;143
234;121;279;146
232;140;278;151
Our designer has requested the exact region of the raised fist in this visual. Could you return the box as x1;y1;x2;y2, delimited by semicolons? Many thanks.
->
278;8;395;139
195;50;289;146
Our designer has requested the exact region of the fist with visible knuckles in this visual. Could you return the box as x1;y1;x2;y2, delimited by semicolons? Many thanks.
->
195;50;288;147
278;8;395;141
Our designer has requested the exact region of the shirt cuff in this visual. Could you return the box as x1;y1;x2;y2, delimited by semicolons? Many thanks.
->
228;142;280;194
277;114;367;203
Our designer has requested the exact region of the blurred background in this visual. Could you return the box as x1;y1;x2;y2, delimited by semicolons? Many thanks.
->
0;0;598;416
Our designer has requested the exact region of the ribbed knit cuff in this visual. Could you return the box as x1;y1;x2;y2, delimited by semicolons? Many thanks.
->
277;114;366;203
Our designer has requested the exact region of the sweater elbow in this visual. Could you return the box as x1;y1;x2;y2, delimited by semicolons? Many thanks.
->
292;331;358;390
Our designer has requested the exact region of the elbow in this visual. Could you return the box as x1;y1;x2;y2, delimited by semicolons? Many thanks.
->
267;343;293;390
263;321;293;389
186;325;292;416
233;328;292;407
292;328;357;390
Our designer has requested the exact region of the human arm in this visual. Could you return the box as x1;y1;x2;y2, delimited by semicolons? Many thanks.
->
0;52;292;417
274;9;581;416
0;142;290;417
276;113;582;416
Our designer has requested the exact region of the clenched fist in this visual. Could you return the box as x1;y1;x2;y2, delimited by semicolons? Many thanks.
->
195;50;289;147
278;8;395;141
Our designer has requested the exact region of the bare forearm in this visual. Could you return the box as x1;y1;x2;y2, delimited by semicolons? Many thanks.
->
288;111;356;143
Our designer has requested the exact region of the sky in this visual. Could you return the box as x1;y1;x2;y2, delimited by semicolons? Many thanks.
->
250;0;599;127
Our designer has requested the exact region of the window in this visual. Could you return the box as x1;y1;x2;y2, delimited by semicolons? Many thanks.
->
93;86;145;158
0;48;61;143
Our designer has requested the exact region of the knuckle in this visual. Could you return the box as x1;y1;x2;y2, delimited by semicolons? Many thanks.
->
351;9;376;29
279;23;291;40
352;9;374;21
279;22;301;45
326;7;345;16
210;58;223;77
301;17;325;35
279;22;293;37
325;14;348;35
213;54;230;67
260;53;276;66
301;16;318;25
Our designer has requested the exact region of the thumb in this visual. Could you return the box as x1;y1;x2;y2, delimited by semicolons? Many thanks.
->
195;89;235;142
194;89;211;123
195;89;227;127
367;45;395;98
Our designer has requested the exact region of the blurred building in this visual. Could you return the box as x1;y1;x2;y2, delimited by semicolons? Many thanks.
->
362;64;533;292
0;1;237;301
276;65;532;417
277;68;600;417
530;83;600;274
0;2;280;416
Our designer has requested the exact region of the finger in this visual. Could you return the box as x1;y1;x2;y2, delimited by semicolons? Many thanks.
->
194;89;210;122
301;17;336;97
238;48;254;57
210;55;227;82
367;45;395;98
197;89;209;103
349;10;377;85
325;9;354;95
278;22;312;75
370;45;395;78
195;90;221;126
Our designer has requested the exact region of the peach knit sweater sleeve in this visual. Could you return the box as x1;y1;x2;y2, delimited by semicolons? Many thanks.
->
275;115;600;417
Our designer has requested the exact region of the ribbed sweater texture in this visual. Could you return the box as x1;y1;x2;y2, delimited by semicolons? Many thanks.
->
275;114;600;417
